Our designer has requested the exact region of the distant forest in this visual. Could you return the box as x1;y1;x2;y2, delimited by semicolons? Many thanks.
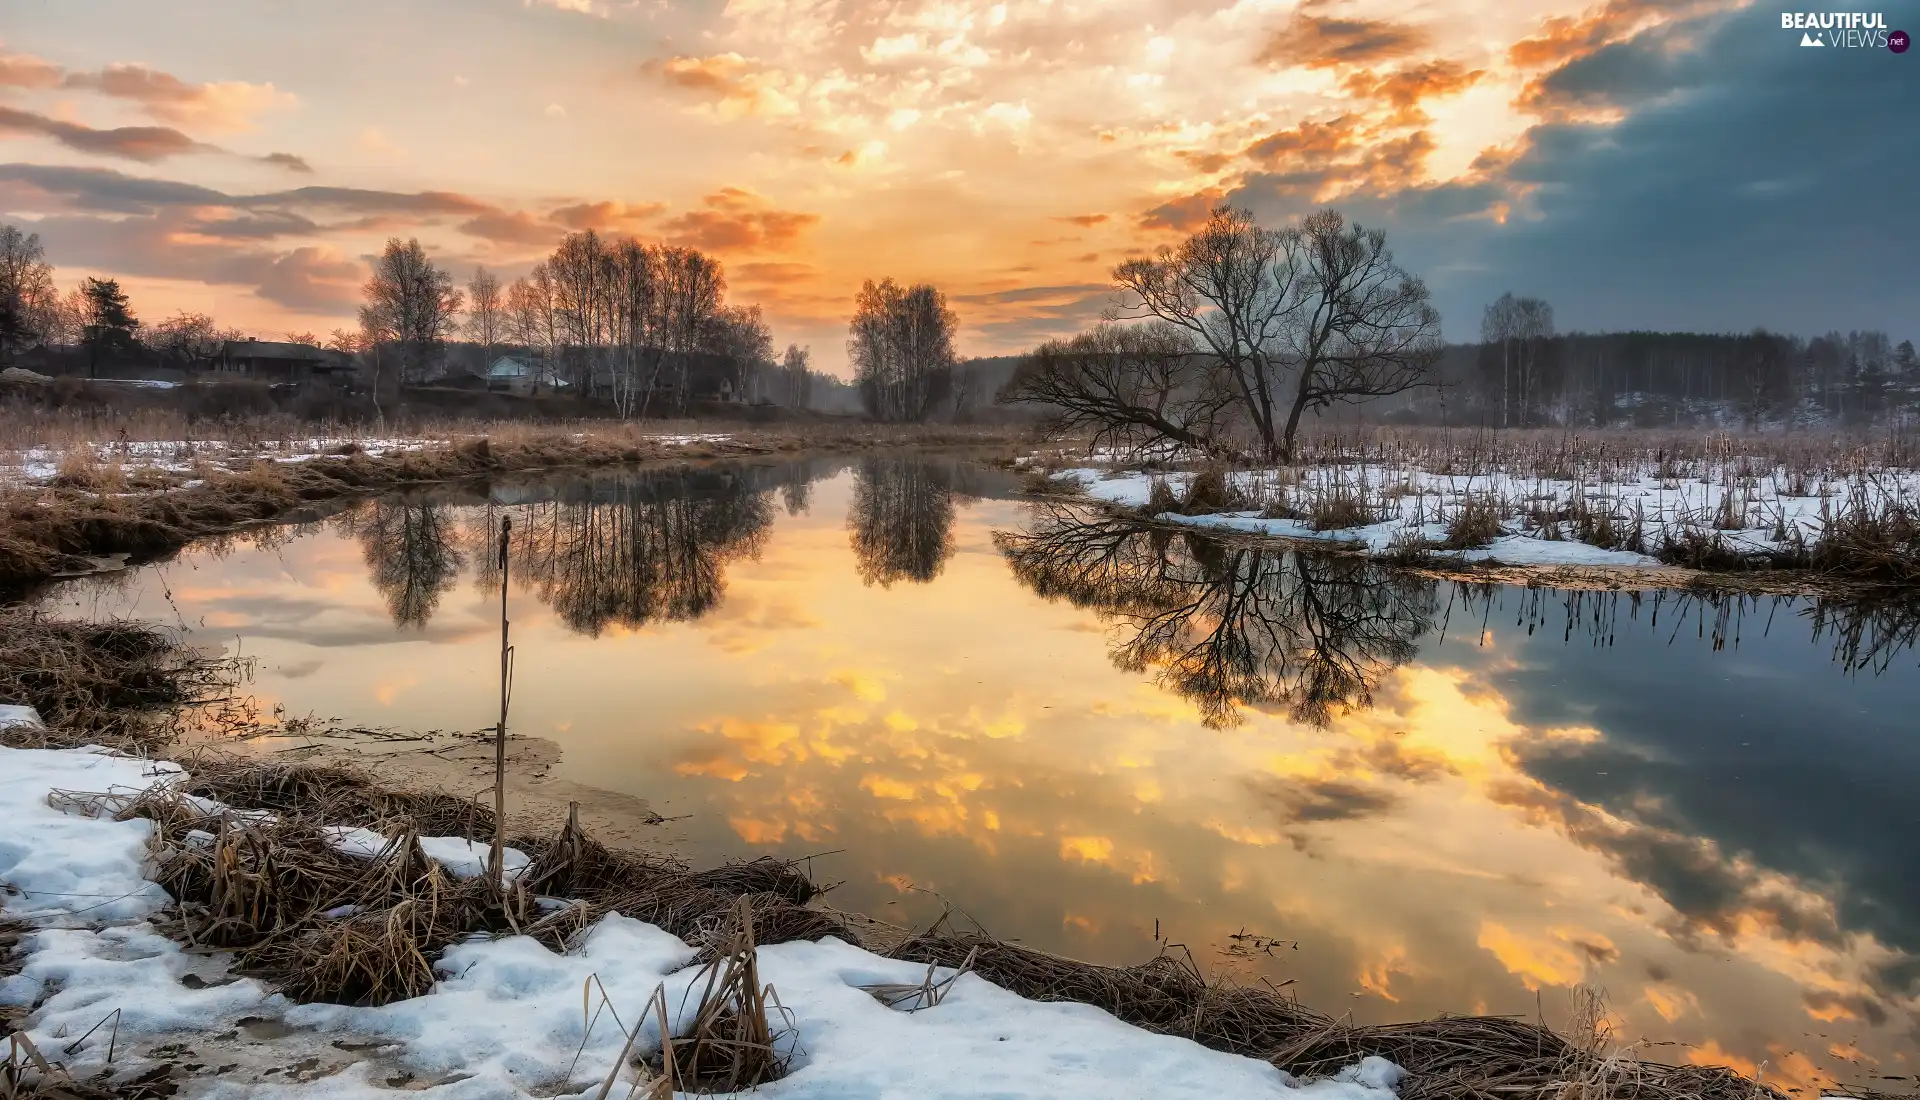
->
1372;329;1918;430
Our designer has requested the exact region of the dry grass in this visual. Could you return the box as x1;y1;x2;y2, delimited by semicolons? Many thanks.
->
892;933;1786;1100
0;609;241;754
0;419;1032;592
45;754;840;1009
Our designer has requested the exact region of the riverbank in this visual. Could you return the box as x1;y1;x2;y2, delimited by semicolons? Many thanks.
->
0;420;1027;593
1016;427;1920;599
0;611;1853;1100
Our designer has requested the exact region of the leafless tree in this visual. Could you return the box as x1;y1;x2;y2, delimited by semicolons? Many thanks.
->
0;223;57;360
781;344;812;409
706;303;773;402
361;238;463;385
1004;321;1232;459
849;277;958;422
1481;292;1553;427
467;266;503;370
649;246;725;416
1113;205;1440;461
146;310;235;369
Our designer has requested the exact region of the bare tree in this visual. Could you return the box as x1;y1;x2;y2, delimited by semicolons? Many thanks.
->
781;344;812;408
0;223;56;361
705;303;773;402
605;238;658;418
505;265;560;389
147;311;235;370
467;266;503;370
1005;321;1232;459
361;238;463;385
649;246;725;416
1732;329;1791;429
1113;205;1440;462
848;277;958;422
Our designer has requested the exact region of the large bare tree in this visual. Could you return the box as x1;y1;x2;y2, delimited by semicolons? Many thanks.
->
1111;204;1441;461
361;238;463;385
848;277;958;422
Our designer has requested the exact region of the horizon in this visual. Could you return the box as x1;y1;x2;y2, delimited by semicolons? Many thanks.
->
2;1;1914;376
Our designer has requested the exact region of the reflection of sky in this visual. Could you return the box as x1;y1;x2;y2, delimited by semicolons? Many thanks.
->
38;460;1920;1090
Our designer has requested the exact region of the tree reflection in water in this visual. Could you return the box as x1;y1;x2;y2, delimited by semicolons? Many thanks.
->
499;466;775;636
848;456;975;587
338;498;465;630
997;505;1437;727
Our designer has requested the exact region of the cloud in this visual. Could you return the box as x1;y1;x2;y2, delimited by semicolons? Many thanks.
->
260;152;312;173
661;188;819;253
1247;772;1397;826
1256;14;1431;70
1137;188;1225;232
458;208;564;248
0;104;212;161
1342;60;1485;126
644;53;794;117
548;199;663;231
0;49;63;89
62;62;293;132
1054;213;1108;227
240;245;362;310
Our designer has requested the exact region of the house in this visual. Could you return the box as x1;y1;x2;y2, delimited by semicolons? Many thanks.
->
219;339;351;385
487;356;568;396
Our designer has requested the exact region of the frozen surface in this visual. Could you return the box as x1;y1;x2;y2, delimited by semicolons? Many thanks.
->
1;744;1406;1100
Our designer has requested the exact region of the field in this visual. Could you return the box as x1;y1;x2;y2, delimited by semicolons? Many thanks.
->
1024;426;1920;591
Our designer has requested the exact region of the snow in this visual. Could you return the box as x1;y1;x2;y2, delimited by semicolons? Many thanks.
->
0;430;735;489
323;824;395;859
1049;458;1917;571
0;744;1406;1100
0;704;45;730
417;836;530;881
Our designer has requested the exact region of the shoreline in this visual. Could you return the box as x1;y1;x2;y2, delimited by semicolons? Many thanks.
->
0;421;1028;595
0;611;1841;1100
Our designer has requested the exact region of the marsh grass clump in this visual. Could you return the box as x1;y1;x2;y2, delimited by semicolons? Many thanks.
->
891;934;1785;1100
1178;465;1249;514
48;755;842;1008
0;610;236;753
1443;494;1506;550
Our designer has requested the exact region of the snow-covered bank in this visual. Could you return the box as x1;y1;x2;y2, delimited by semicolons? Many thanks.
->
1053;458;1920;570
0;744;1402;1100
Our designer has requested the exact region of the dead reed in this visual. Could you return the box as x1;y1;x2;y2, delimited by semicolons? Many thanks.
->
0;419;1033;592
890;933;1786;1100
45;754;844;1009
0;610;239;753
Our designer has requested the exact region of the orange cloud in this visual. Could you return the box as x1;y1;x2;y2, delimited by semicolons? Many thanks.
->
458;208;564;248
1257;14;1431;70
1054;213;1109;227
1342;60;1486;127
1137;188;1225;232
662;189;819;253
549;200;664;231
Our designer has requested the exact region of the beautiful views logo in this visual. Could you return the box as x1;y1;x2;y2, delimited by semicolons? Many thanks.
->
1781;11;1904;48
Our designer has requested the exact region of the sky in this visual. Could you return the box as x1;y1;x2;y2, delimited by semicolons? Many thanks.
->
1;0;1914;373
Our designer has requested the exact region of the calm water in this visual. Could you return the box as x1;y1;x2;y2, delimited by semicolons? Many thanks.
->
36;455;1920;1090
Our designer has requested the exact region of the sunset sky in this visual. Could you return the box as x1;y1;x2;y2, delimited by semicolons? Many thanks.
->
2;0;1913;372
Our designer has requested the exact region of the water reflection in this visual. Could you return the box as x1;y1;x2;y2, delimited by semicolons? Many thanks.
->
336;499;465;629
848;456;976;587
31;457;1920;1090
998;508;1435;727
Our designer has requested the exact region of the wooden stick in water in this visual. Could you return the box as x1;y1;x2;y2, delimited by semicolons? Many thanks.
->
490;515;512;892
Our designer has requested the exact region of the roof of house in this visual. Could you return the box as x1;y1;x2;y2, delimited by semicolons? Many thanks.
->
223;340;328;361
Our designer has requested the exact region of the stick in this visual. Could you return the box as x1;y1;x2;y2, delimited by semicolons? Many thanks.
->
490;515;512;892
